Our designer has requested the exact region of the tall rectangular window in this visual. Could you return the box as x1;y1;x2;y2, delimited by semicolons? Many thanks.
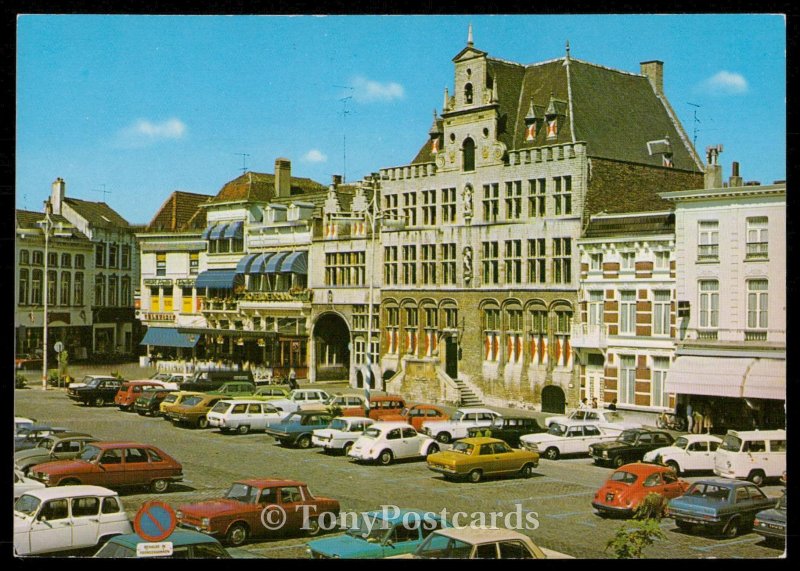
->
108;245;118;268
588;291;604;325
698;220;719;260
31;270;42;305
189;252;199;275
421;190;437;226
181;286;193;313
19;250;30;265
18;269;29;305
698;280;719;330
444;307;459;329
121;245;131;270
482;183;499;223
504;240;522;284
530;309;547;334
156;253;166;277
652;357;670;408
325;252;363;286
60;272;71;306
620;252;635;270
655;251;670;269
619;355;636;405
384;246;398;286
747;280;769;331
94;275;106;307
402;192;417;226
553;176;572;215
504;180;522;220
440;243;456;285
95;244;106;268
528;178;546;217
384;194;399;221
619;291;636;334
108;276;118;306
555;310;573;334
149;286;160;312
47;270;57;305
75;254;85;269
32;251;44;266
746;217;769;259
483;308;501;361
421;244;437;285
441;187;456;223
402;245;417;285
653;290;671;336
60;253;71;268
481;241;499;285
590;253;603;271
73;272;83;306
121;277;131;307
48;252;58;268
552;238;572;284
527;239;546;284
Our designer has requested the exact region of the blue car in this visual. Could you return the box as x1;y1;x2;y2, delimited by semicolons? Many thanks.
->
306;508;451;559
14;425;70;452
666;478;777;538
754;490;786;548
264;411;334;448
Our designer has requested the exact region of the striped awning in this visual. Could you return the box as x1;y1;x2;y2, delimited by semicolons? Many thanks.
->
249;253;275;274
209;223;229;240
195;269;240;290
140;327;199;348
743;358;785;401
235;253;260;274
264;252;289;273
223;221;244;239
665;356;754;399
280;251;308;274
201;224;216;239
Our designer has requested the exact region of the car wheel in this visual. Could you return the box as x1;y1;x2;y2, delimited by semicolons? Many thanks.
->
93;396;105;407
343;442;354;455
613;456;626;468
296;435;312;449
676;520;693;532
544;447;560;461
436;432;451;444
468;469;483;483
306;518;322;537
722;517;740;539
520;463;535;478
150;479;169;493
665;460;681;474
60;478;81;486
237;424;250;435
278;439;289;447
197;417;209;429
226;522;249;547
747;470;766;487
378;449;394;466
137;410;147;416
426;444;440;456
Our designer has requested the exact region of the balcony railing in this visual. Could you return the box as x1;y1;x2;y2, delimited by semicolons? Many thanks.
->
696;329;718;340
239;289;313;303
200;299;239;312
744;330;768;341
569;323;608;350
683;328;784;344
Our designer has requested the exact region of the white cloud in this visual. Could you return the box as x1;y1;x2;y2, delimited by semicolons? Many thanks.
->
700;71;749;95
303;149;327;163
116;118;187;148
352;75;405;102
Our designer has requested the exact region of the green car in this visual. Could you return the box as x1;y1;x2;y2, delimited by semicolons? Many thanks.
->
94;530;232;558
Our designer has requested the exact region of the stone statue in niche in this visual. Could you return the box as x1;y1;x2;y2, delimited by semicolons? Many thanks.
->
463;186;473;219
463;246;473;285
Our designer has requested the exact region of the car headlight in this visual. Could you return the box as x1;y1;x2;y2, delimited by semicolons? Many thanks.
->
602;451;608;459
176;510;183;519
201;518;211;527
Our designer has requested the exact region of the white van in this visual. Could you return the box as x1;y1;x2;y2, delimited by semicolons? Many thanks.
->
206;399;285;434
713;429;786;486
14;485;132;555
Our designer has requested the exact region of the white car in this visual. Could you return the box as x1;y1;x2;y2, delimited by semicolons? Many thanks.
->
348;421;441;465
312;416;375;454
15;417;36;436
421;408;503;443
14;486;133;556
519;421;616;460
269;389;332;413
14;469;45;500
544;409;641;435
66;374;118;390
642;433;722;474
206;399;286;434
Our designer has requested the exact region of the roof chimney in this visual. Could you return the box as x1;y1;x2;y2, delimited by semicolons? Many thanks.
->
51;177;66;215
640;60;664;95
332;174;343;187
728;161;743;188
274;158;291;198
704;145;724;189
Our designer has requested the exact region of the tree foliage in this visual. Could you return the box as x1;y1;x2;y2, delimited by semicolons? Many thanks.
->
605;493;667;559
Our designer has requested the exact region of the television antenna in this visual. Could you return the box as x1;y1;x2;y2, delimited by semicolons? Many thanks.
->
234;153;251;175
687;102;701;147
92;184;112;202
335;85;355;183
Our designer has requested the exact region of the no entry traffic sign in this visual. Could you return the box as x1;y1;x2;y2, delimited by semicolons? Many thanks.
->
133;501;177;542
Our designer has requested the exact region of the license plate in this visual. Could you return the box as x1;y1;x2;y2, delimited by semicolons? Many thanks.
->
606;493;614;501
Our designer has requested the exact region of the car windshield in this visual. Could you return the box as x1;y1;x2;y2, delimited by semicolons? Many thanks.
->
720;435;743;452
363;427;381;439
163;394;178;404
85;378;102;388
673;437;689;449
778;493;787;510
548;423;567;436
415;534;473;558
452;411;466;421
328;419;348;430
151;373;171;381
80;376;96;384
14;494;41;517
400;408;411;416
37;437;56;449
345;514;392;541
450;441;474;455
225;483;258;503
687;483;730;501
618;431;639;444
609;470;638;484
211;402;231;414
285;413;303;423
80;445;102;462
182;396;204;407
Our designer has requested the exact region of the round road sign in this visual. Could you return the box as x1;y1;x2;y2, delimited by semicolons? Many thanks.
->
54;341;64;353
133;501;177;542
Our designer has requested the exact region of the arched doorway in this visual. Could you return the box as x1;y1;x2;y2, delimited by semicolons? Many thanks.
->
313;313;350;381
541;385;566;414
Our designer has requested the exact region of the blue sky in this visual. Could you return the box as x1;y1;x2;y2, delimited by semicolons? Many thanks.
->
17;14;786;224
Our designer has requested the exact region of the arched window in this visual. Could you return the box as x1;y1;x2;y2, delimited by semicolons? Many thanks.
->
464;83;473;104
462;137;475;172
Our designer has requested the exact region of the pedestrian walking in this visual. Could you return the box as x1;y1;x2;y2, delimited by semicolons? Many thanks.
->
579;398;590;410
591;398;598;409
686;402;694;433
287;368;298;391
607;399;618;411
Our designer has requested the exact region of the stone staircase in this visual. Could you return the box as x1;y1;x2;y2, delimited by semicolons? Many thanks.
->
453;376;483;407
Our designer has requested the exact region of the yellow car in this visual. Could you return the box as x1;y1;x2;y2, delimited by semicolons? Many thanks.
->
426;437;539;483
159;391;205;417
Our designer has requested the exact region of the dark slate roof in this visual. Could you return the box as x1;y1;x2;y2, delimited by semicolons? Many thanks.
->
583;212;675;238
63;197;131;228
146;191;214;233
211;171;327;204
16;209;90;240
271;186;356;216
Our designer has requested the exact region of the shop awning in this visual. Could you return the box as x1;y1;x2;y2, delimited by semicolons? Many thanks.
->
140;327;200;348
280;251;308;274
223;221;244;239
743;358;785;401
249;252;275;274
264;252;289;273
665;356;755;399
209;223;229;240
195;269;240;289
201;224;216;240
235;253;260;274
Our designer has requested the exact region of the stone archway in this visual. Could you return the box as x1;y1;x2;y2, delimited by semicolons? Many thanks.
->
312;313;350;381
541;385;566;414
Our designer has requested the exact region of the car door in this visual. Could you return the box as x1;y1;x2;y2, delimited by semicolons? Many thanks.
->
121;447;154;487
69;495;101;549
29;498;72;554
634;433;654;460
492;441;520;472
248;403;267;430
96;448;126;487
382;520;422;557
686;440;710;471
744;485;774;518
563;426;585;455
277;486;306;532
400;427;423;458
659;470;687;499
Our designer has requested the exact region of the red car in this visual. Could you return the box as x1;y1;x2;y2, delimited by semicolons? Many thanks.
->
176;479;340;546
591;463;689;517
28;442;183;493
342;395;407;421
382;404;450;431
114;381;168;411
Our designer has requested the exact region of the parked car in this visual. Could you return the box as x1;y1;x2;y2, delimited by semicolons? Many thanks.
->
269;389;332;414
591;463;690;517
230;385;290;402
312;416;375;454
204;381;257;397
94;529;231;558
159;390;205;417
15;425;70;452
176;479;340;546
66;374;119;391
304;393;367;415
15;352;43;371
753;490;787;547
14;468;45;499
14;485;133;556
133;388;173;416
340;394;406;421
642;434;723;474
545;409;642;435
348;421;440;465
411;527;572;559
307;508;450;559
114;381;169;411
589;429;674;468
167;394;226;428
466;416;546;447
520;421;615;460
28;442;183;493
178;369;255;392
427;437;539;483
15;432;97;474
382;404;450;432
265;410;335;448
206;399;285;434
68;377;124;407
421;408;503;444
713;429;787;486
125;371;181;390
15;416;37;435
666;479;776;538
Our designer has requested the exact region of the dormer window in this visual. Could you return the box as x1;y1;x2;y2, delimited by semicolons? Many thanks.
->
465;83;473;104
546;119;558;139
462;137;475;171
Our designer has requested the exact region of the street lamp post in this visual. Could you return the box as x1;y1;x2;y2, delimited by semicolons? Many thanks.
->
38;201;54;391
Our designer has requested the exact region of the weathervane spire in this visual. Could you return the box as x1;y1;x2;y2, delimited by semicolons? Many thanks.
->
467;24;473;47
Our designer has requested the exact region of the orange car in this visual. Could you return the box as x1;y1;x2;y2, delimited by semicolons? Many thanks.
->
342;395;407;421
591;462;689;517
382;404;450;431
114;381;167;411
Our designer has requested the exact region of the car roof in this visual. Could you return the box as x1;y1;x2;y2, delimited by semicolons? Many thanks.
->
552;419;601;427
334;416;372;422
19;485;119;500
122;380;162;386
614;463;672;475
432;526;533;544
456;407;498;414
371;421;418;430
363;508;437;523
459;437;507;445
218;399;278;406
370;395;404;401
725;429;786;438
234;478;306;488
107;529;222;548
693;478;753;488
86;442;159;449
680;434;722;442
48;432;95;440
